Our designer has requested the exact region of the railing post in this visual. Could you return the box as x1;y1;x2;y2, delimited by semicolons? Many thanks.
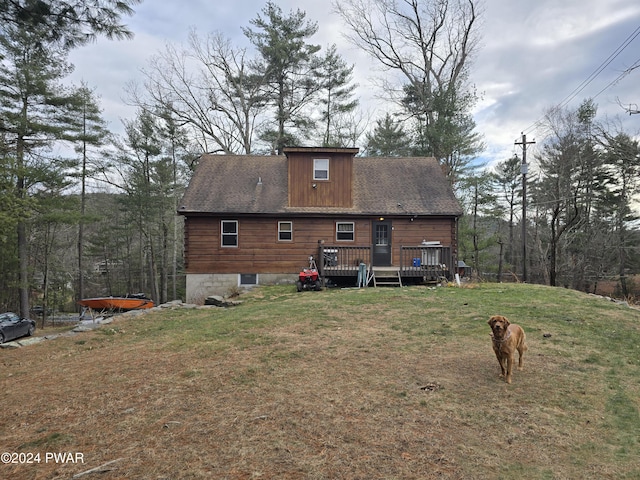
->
318;240;325;278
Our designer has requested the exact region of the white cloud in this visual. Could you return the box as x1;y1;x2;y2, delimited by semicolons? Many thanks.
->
64;0;640;162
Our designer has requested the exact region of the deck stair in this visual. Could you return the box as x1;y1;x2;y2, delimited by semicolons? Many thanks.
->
372;266;402;287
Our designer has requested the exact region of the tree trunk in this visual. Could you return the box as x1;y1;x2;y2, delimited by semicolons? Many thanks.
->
77;128;88;307
17;130;30;319
18;221;30;319
497;240;504;283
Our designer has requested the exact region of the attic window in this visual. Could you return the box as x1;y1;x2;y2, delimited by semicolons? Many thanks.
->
313;158;329;180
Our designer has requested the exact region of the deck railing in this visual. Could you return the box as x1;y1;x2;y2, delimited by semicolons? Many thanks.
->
318;243;454;281
318;244;371;276
399;245;452;281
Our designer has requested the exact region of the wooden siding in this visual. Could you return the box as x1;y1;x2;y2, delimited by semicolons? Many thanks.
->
390;217;456;248
184;216;457;274
287;152;353;207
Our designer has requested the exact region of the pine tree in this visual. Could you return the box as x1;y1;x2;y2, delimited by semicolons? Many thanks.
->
492;155;521;270
364;113;411;157
62;83;111;305
316;45;358;147
0;0;140;48
0;23;77;317
243;1;322;154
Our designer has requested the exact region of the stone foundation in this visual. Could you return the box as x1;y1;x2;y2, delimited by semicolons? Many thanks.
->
186;273;296;304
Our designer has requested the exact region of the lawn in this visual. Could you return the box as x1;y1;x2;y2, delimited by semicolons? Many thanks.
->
1;283;639;479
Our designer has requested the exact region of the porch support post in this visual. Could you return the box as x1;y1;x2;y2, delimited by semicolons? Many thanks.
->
318;240;325;280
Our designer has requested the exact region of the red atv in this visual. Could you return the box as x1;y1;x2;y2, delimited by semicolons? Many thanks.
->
297;256;322;292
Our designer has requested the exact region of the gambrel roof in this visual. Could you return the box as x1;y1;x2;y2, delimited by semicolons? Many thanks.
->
179;154;463;217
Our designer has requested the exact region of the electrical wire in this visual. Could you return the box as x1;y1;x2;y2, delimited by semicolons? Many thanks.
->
591;56;640;100
521;23;640;136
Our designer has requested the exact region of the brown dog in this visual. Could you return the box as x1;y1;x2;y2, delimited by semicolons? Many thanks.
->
488;315;528;384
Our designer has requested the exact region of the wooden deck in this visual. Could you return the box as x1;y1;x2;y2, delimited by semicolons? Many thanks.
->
318;244;453;285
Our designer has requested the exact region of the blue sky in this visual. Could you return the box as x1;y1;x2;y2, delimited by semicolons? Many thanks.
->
67;0;640;166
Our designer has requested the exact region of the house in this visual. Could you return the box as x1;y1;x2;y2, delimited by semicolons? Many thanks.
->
178;147;463;303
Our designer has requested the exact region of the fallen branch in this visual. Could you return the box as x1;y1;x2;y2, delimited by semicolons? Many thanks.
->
72;458;124;478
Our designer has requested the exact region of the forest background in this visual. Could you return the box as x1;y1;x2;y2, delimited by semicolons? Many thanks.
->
1;0;639;322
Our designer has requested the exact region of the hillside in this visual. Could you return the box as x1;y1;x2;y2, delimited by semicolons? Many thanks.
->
1;283;639;479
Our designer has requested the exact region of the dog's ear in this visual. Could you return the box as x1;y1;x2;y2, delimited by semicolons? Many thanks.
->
488;316;496;326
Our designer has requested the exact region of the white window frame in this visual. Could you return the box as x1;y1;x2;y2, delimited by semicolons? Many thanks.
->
221;220;238;247
278;221;293;241
313;158;329;180
336;221;355;242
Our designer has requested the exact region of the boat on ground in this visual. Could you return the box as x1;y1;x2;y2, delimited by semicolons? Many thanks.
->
78;293;154;312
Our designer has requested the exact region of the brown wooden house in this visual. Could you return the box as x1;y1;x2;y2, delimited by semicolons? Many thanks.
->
178;147;462;302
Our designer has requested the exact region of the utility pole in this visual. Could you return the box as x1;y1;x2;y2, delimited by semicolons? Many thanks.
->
515;133;535;282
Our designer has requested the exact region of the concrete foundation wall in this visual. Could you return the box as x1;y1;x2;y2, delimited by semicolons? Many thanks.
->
186;273;296;304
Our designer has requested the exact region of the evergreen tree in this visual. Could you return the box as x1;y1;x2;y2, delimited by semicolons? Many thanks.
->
63;83;110;305
113;109;186;304
599;132;640;297
0;22;78;317
316;44;358;147
458;173;498;280
0;0;140;48
404;82;483;183
243;1;322;154
364;113;411;157
492;155;521;270
532;106;587;287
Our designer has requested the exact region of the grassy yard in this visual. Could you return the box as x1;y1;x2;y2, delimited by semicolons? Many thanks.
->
1;283;639;479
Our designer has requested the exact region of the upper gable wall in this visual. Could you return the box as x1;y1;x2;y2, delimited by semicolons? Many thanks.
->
285;148;357;208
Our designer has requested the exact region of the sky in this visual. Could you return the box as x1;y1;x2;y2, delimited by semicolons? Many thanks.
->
67;0;640;167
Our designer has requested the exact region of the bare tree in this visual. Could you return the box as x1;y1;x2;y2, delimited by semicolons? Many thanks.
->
334;0;482;179
138;30;267;154
334;0;480;95
532;106;588;287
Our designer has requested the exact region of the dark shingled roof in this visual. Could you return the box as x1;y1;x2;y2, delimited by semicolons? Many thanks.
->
179;154;462;217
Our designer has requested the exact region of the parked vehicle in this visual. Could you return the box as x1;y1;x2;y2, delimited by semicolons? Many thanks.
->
297;256;322;292
0;312;36;344
30;305;52;316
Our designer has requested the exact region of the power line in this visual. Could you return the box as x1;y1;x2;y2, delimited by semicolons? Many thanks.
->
555;26;640;109
591;56;640;100
522;23;640;136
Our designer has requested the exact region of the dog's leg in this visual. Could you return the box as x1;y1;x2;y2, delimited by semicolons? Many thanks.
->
517;344;525;370
494;349;506;377
506;354;514;384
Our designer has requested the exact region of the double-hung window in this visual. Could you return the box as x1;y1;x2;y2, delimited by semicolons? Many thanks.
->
221;220;238;247
278;221;293;241
313;158;329;180
336;222;354;241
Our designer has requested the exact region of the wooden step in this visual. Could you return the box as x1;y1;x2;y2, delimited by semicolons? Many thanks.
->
372;267;402;287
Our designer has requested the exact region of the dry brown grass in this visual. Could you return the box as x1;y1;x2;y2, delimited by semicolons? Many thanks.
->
1;283;639;479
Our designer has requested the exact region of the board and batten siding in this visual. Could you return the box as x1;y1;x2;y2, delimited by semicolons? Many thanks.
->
287;152;353;208
184;216;457;274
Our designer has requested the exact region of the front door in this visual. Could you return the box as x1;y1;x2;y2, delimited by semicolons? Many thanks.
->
372;220;392;266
